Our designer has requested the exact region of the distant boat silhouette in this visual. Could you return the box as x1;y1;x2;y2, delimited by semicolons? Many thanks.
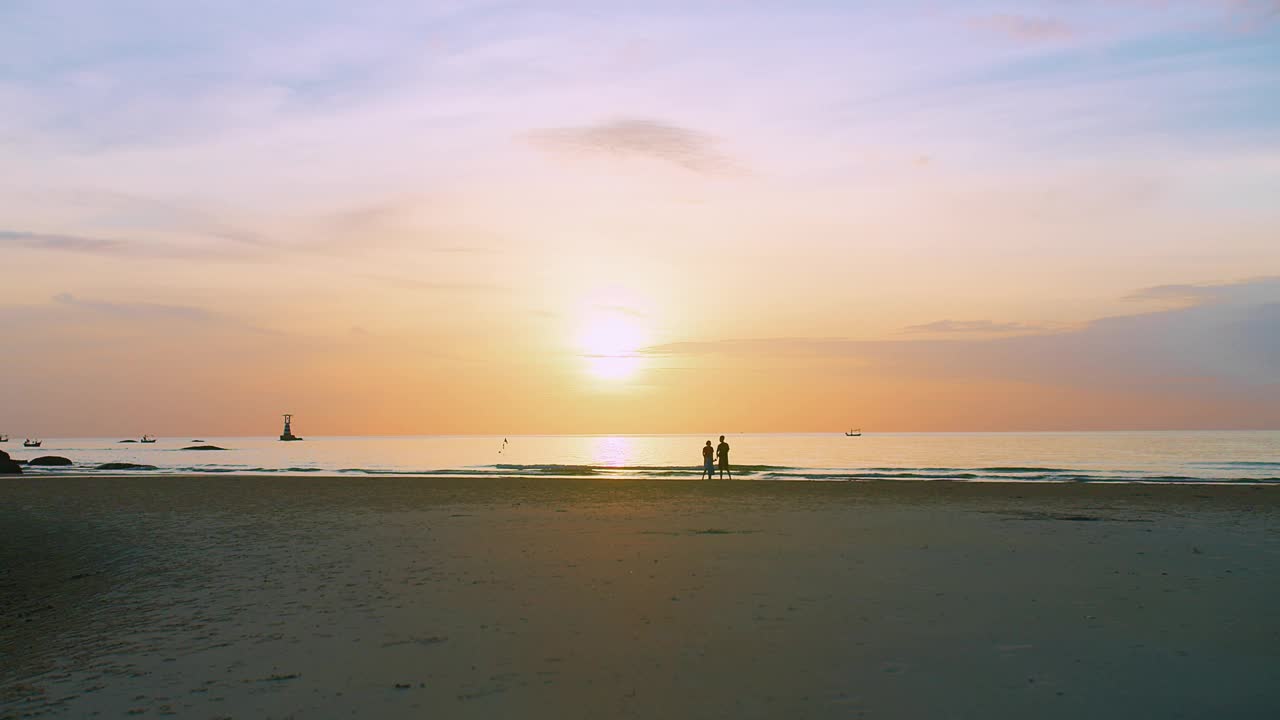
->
845;428;862;437
0;434;7;442
140;435;156;444
24;439;41;447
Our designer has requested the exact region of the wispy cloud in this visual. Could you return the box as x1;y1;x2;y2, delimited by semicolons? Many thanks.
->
315;200;499;255
1127;276;1280;306
526;119;740;175
1;228;267;262
46;292;285;336
970;14;1077;43
43;189;277;249
0;230;125;254
903;319;1048;334
1217;0;1280;30
593;303;646;318
52;293;213;322
1125;283;1221;304
360;274;509;293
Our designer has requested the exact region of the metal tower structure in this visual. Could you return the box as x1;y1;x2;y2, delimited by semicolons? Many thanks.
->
280;414;302;441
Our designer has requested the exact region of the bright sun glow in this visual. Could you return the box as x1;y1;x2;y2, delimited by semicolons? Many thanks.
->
578;307;648;382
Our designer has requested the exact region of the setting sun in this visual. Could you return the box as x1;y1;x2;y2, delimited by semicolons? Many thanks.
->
577;307;648;382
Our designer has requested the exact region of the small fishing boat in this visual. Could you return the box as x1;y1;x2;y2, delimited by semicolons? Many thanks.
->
845;428;862;437
0;434;8;442
140;435;157;444
24;439;41;448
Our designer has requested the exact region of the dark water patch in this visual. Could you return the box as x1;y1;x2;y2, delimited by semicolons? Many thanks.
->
762;471;989;481
493;464;599;476
989;510;1155;523
382;636;447;648
1070;475;1220;483
1190;461;1280;468
609;464;791;472
977;466;1072;473
96;463;158;471
337;468;520;476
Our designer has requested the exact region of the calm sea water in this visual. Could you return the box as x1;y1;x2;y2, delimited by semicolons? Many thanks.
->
7;431;1280;483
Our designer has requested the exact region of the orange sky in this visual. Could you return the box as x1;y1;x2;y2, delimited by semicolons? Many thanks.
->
2;2;1278;436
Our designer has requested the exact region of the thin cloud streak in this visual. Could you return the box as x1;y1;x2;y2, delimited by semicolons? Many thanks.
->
52;292;213;322
0;230;125;254
970;14;1077;43
526;119;741;175
1;228;265;262
40;293;285;337
361;274;510;293
1125;284;1221;304
902;319;1048;334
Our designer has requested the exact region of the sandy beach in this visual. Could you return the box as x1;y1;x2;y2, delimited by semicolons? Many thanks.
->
2;477;1277;719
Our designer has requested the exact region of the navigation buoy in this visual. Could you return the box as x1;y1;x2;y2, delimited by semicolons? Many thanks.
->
280;414;303;442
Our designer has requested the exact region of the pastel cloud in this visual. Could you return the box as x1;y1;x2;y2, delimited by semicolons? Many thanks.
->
1125;283;1223;304
51;293;213;323
0;230;124;255
0;229;259;261
903;320;1048;335
527;119;739;175
970;14;1077;43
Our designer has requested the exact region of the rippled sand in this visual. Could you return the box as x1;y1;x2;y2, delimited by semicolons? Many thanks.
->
2;477;1278;718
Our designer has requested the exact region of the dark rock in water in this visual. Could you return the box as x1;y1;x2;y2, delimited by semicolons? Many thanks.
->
0;449;21;475
191;439;205;443
29;456;73;466
118;439;138;443
182;445;227;451
97;462;158;471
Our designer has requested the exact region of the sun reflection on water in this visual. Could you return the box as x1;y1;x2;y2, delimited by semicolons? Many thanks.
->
590;436;635;467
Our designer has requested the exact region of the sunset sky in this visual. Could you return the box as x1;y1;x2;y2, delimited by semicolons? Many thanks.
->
2;1;1278;436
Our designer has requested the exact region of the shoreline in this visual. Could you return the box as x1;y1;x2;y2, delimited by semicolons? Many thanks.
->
10;471;1280;486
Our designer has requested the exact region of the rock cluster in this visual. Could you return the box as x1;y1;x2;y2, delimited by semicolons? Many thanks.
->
97;462;159;471
29;456;73;466
0;449;21;474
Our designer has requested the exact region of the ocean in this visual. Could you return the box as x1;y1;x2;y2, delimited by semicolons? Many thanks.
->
7;431;1280;483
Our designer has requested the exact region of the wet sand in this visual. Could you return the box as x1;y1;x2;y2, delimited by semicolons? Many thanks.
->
2;477;1278;719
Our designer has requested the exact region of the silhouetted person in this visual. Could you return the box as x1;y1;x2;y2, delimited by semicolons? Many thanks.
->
716;435;731;479
701;440;714;479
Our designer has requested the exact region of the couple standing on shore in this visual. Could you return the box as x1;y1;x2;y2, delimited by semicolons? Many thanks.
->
701;436;731;480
